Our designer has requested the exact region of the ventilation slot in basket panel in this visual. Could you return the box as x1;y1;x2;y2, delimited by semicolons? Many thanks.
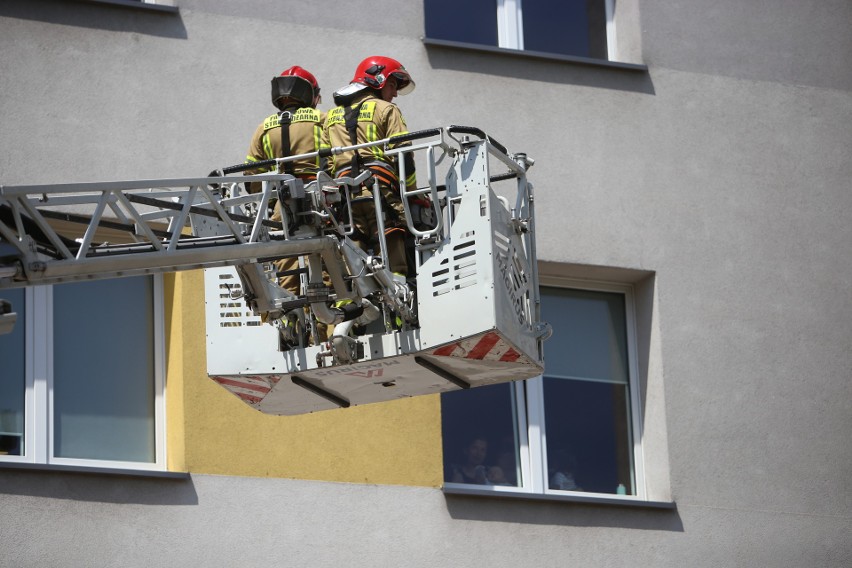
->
430;231;479;297
216;272;262;328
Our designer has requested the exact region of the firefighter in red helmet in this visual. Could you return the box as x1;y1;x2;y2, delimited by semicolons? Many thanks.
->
244;65;324;186
323;56;418;278
243;65;329;340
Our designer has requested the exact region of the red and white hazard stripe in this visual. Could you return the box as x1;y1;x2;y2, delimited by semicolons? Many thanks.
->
430;331;523;363
211;375;278;404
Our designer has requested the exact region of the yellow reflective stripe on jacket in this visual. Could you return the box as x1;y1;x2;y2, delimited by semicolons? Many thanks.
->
324;101;377;126
262;132;274;161
262;114;280;131
367;123;384;160
325;106;344;126
263;109;321;132
292;108;321;123
357;101;376;121
313;124;323;168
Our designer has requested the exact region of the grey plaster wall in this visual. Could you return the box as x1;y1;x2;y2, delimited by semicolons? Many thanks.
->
1;0;850;566
0;470;848;567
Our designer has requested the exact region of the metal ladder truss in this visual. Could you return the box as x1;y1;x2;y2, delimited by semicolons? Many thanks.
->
0;126;550;415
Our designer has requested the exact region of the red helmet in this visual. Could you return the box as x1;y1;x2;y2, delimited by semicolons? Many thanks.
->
281;66;319;90
271;65;321;109
351;56;415;95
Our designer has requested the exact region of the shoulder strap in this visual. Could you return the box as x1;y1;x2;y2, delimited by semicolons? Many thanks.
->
344;102;365;177
278;110;294;175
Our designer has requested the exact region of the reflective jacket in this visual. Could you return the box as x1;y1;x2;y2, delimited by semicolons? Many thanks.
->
244;106;326;191
322;92;416;189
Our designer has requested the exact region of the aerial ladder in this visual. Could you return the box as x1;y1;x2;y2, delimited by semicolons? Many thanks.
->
0;126;550;415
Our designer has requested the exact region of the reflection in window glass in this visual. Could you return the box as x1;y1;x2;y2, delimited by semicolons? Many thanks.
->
542;288;628;383
425;0;498;47
543;378;632;494
522;0;608;59
424;0;609;59
0;289;25;456
53;277;156;462
541;287;633;495
442;383;521;487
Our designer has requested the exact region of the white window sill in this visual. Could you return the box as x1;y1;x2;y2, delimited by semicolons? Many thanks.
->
422;37;647;72
444;485;676;510
72;0;179;14
0;461;188;479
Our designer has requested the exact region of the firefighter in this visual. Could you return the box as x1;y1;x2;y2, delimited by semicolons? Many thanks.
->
323;55;417;277
244;64;325;201
243;65;328;340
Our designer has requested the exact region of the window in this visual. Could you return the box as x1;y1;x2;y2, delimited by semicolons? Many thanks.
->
424;0;614;60
442;283;646;500
0;276;166;471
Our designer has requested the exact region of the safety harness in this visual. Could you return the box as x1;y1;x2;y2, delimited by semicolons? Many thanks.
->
336;97;425;276
343;102;366;180
344;102;407;233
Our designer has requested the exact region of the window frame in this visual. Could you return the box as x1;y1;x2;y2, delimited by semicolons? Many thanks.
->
0;276;167;473
423;0;641;69
443;280;657;505
496;0;617;60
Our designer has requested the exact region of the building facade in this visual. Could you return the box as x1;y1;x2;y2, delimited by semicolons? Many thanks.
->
1;0;850;566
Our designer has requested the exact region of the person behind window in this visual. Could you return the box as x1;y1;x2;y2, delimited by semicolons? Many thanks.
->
549;449;583;491
486;463;512;486
322;55;418;279
491;436;518;486
448;435;506;485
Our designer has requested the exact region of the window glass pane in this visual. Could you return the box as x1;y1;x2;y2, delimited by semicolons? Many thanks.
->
53;277;155;462
442;383;521;487
541;288;628;383
0;289;25;456
543;377;633;494
522;0;608;59
425;0;498;47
